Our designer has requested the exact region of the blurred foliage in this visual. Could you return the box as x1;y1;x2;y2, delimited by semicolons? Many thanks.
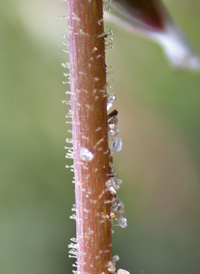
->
1;0;200;273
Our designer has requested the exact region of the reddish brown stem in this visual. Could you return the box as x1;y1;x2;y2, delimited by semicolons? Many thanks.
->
67;0;112;273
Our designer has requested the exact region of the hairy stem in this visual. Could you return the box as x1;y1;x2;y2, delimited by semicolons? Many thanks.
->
67;0;112;273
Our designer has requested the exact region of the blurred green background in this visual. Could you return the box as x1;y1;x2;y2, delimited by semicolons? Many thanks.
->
1;0;200;273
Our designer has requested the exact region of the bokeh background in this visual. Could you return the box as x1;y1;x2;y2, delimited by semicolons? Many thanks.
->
1;0;200;273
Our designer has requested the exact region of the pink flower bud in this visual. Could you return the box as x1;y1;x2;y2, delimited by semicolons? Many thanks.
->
106;0;200;70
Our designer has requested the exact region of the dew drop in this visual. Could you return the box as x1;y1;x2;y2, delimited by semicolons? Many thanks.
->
105;177;122;195
118;216;128;228
69;214;76;220
80;147;94;162
107;185;117;195
111;199;125;215
107;93;116;111
112;255;120;262
69;249;77;255
68;243;78;249
61;62;70;68
108;109;119;137
117;269;130;274
107;261;116;273
70;237;77;243
111;137;122;152
108;116;118;130
109;127;119;138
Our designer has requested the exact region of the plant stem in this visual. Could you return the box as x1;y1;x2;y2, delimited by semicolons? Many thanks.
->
67;0;112;273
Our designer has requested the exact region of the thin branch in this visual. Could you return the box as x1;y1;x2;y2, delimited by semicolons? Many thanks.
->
67;0;112;273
